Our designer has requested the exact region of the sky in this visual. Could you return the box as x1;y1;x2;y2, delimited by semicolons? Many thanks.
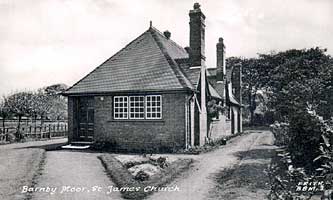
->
0;0;332;96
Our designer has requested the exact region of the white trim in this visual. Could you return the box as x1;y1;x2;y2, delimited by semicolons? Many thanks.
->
145;95;162;119
129;96;145;119
189;66;201;69
195;95;201;113
113;96;128;119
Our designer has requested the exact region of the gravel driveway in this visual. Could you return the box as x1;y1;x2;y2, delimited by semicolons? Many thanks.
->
148;130;275;200
31;151;122;200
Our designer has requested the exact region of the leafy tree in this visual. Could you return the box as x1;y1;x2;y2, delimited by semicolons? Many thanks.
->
227;57;270;125
6;92;34;140
44;84;68;120
0;96;11;136
260;48;332;120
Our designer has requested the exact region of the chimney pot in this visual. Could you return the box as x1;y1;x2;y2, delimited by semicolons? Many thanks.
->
163;30;171;39
184;47;191;53
193;2;201;9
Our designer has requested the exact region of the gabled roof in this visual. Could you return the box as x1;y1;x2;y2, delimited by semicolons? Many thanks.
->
64;27;193;95
208;84;222;99
228;93;241;106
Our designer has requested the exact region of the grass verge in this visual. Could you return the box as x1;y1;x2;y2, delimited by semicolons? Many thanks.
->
99;154;193;199
0;148;46;200
178;131;248;155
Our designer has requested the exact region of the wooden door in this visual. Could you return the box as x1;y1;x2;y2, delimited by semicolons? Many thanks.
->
78;97;94;141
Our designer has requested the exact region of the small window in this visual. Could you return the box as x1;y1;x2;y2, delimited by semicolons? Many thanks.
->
129;96;144;119
146;95;162;119
114;96;128;119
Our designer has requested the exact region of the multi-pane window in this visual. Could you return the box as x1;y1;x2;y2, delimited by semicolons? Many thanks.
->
129;96;144;119
113;95;162;120
146;95;162;119
114;96;128;119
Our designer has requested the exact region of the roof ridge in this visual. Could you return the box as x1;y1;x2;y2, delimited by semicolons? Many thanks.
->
64;29;150;93
149;27;194;90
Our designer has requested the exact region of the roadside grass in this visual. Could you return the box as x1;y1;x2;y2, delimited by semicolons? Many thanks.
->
178;131;248;155
99;154;193;199
0;148;46;200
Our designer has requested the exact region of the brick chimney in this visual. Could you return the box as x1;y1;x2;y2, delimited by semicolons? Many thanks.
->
216;37;226;82
215;37;226;103
189;2;206;67
163;30;171;39
232;65;242;104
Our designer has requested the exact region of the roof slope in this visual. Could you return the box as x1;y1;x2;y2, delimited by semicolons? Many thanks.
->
64;27;193;95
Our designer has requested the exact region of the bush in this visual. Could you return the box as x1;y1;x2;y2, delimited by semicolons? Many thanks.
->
288;110;325;172
270;121;290;146
134;170;150;181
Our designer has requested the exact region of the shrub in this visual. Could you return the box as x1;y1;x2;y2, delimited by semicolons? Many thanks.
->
288;110;325;172
134;170;150;181
270;121;290;146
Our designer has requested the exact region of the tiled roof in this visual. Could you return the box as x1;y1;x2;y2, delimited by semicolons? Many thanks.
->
208;84;222;99
64;27;193;95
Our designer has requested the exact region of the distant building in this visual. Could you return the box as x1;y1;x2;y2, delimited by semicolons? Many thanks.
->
63;3;242;152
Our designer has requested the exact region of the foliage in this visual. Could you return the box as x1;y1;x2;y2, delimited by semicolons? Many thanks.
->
288;109;326;172
313;114;333;196
227;57;270;125
207;99;225;119
134;170;150;181
270;121;290;146
1;83;68;141
261;48;332;120
5;91;34;140
269;111;333;199
0;96;11;137
268;148;317;200
45;84;68;120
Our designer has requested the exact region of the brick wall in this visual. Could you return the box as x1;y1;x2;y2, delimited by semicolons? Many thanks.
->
67;96;76;143
93;93;187;152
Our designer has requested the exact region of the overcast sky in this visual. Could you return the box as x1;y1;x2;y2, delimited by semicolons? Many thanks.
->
0;0;332;96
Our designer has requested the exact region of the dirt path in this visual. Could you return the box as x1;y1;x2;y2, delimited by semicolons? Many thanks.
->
148;130;275;200
31;151;122;200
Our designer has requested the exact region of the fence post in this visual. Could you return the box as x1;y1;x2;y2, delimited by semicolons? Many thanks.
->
49;124;51;138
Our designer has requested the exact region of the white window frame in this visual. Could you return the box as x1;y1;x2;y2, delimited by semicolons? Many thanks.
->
146;95;162;119
113;96;128;119
129;96;145;119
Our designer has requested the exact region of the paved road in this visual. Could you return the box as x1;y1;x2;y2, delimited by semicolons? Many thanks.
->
32;151;122;200
0;138;67;150
148;130;275;200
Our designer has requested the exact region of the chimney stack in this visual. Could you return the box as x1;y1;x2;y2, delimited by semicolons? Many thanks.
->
232;65;242;103
163;30;171;39
216;37;225;82
189;3;206;67
215;37;227;104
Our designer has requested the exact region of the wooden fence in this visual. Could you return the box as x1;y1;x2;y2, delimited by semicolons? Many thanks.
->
0;123;67;141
